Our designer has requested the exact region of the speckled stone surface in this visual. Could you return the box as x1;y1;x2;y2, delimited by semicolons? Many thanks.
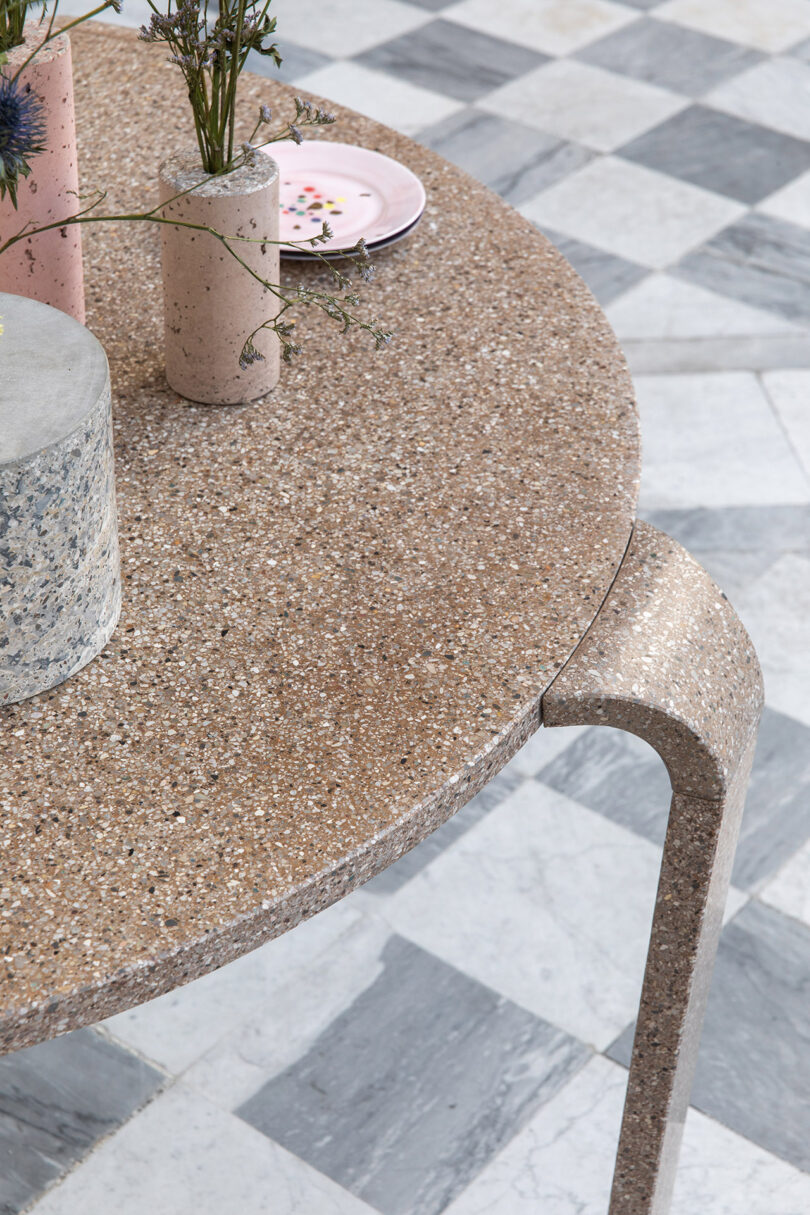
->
543;522;763;1215
159;150;281;404
0;25;640;1052
0;293;121;707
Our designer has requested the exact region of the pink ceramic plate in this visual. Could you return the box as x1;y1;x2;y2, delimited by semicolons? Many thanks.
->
261;140;426;254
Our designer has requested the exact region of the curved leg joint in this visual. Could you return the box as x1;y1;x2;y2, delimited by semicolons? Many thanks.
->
542;521;763;1215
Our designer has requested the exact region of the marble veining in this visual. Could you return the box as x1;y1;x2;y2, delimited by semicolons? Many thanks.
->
237;934;590;1215
609;900;810;1173
0;1027;162;1215
676;211;810;323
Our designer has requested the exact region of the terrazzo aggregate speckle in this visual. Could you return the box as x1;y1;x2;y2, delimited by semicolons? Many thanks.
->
0;295;121;707
0;25;639;1053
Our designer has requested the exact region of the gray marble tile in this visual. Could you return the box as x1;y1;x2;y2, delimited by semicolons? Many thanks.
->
417;109;593;205
237;935;589;1215
539;707;810;891
618;0;667;7
731;708;810;889
355;19;547;102
622;334;810;376
641;504;810;597
676;212;810;323
537;228;649;304
609;901;810;1171
681;549;780;601
619;106;810;204
789;35;810;63
364;766;523;895
642;505;810;557
537;727;671;847
246;41;331;84
0;1028;162;1215
578;18;764;96
407;0;457;8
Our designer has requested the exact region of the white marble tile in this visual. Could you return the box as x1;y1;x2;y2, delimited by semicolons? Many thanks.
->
507;724;588;779
445;1054;810;1215
30;1083;376;1215
724;886;750;923
761;841;810;927
732;555;810;727
762;370;810;478
269;0;430;57
522;158;745;270
56;0;154;25
621;335;810;377
102;898;363;1073
482;60;685;153
293;61;464;136
184;912;394;1109
443;0;637;56
445;1054;621;1214
383;783;665;1049
634;373;810;509
606;274;804;342
707;58;810;142
758;169;810;228
656;0;810;53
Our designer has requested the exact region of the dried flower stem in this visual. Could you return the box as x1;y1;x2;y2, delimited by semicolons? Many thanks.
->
1;0;122;76
139;0;319;175
0;143;393;364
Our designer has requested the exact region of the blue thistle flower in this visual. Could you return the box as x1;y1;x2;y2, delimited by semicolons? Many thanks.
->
0;74;47;209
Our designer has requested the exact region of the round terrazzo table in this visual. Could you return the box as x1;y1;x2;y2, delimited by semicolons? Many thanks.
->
0;26;763;1215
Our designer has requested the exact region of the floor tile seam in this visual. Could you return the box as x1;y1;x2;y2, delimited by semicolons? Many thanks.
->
371;911;605;1051
622;339;810;377
478;43;700;115
673;242;796;288
606;149;754;226
704;88;810;145
91;1022;175;1077
348;19;557;75
686;1088;810;1178
18;1066;176;1215
521;155;750;268
596;1035;810;1177
752;888;810;935
685;94;810;151
94;905;388;1085
652;9;810;58
757;371;810;488
530;776;756;912
620;334;810;351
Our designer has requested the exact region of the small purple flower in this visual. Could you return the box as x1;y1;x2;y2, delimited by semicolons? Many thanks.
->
0;75;47;208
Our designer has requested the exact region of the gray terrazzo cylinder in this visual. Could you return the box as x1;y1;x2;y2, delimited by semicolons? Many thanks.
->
0;293;121;705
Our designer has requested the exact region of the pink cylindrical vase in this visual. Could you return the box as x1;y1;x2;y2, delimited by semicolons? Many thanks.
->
158;150;280;405
0;30;84;322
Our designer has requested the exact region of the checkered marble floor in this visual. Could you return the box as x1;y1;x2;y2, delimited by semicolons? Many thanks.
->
8;1;810;1212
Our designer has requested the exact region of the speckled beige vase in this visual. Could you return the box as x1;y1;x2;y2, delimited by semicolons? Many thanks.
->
0;30;84;322
158;150;280;405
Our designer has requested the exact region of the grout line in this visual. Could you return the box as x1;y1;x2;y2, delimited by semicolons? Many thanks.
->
758;370;810;490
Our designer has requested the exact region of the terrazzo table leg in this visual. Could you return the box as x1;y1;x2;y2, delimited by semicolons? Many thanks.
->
542;521;763;1215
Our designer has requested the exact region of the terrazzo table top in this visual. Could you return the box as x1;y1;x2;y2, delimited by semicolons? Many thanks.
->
0;25;640;1052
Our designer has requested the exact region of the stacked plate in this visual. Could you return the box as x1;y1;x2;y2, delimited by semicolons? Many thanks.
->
260;141;426;261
